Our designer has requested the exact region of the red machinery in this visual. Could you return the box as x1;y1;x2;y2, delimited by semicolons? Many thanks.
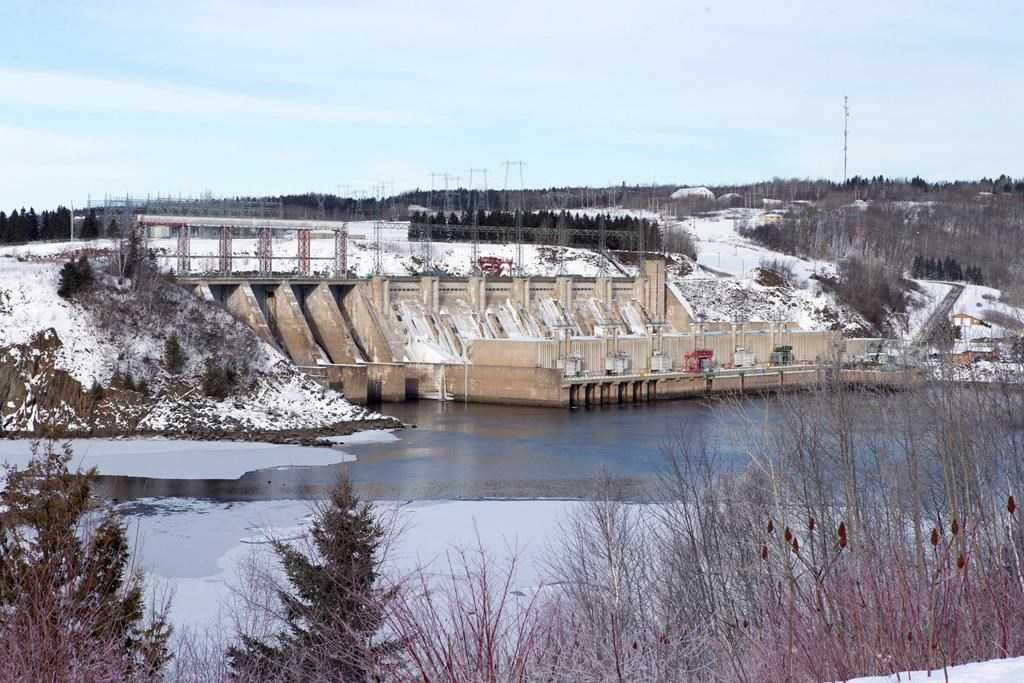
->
684;349;714;372
478;256;514;276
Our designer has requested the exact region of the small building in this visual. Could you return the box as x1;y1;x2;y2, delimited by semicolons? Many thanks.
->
951;312;988;328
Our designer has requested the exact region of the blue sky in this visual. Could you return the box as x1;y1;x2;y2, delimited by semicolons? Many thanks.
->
1;0;1022;209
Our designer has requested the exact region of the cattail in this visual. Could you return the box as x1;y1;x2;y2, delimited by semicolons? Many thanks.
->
791;537;799;553
838;521;847;539
631;641;638;650
742;620;749;628
956;554;965;570
930;528;939;546
951;518;959;536
767;520;775;534
839;535;847;549
761;545;769;561
908;632;913;643
808;517;815;531
784;527;792;543
1009;495;1016;515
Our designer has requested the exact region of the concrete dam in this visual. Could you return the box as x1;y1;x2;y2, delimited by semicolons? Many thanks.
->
179;259;847;407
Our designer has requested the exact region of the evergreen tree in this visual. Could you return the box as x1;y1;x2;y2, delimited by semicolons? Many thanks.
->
57;255;95;299
164;333;184;374
227;476;396;681
0;442;171;679
81;209;100;239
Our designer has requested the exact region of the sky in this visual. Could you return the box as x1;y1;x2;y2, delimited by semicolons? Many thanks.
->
1;0;1022;210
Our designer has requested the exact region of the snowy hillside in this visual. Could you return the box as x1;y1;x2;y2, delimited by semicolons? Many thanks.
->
0;256;383;437
661;209;869;332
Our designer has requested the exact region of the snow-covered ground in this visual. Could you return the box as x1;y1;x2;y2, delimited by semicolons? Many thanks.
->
670;208;837;282
844;656;1024;683
0;256;374;434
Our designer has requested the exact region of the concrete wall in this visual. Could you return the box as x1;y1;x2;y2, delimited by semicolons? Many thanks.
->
267;283;322;367
443;364;568;407
225;283;277;347
340;282;399;363
301;283;362;364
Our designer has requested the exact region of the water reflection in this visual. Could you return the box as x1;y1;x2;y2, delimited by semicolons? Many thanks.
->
94;398;763;502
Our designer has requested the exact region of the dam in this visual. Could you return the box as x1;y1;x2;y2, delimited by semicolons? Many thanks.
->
177;259;867;407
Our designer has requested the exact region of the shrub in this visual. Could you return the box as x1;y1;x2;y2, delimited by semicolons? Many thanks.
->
56;256;94;299
0;442;172;679
163;333;184;375
202;361;237;400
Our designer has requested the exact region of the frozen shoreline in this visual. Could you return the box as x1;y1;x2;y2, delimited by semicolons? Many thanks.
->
0;430;398;480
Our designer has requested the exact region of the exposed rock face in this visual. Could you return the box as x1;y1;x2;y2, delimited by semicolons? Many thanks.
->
0;329;150;436
0;329;395;439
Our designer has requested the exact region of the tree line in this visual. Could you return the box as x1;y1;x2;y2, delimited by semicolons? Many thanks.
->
408;209;662;251
911;255;984;284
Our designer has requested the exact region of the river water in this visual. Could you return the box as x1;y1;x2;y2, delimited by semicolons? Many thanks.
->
94;398;765;502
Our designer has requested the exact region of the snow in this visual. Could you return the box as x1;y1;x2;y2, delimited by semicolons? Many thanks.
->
672;209;835;283
0;438;357;480
0;259;111;387
670;186;715;200
843;656;1024;683
121;496;574;632
0;255;373;434
905;280;954;340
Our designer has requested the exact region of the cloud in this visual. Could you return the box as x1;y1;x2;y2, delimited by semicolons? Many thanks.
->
0;68;418;125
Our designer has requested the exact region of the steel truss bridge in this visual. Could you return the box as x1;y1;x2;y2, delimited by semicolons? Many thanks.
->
136;215;348;276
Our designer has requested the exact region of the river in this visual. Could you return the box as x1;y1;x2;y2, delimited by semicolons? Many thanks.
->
91;397;764;502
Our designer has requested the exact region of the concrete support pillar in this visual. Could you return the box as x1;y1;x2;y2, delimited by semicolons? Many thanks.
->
304;283;361;364
632;381;641;403
643;259;666;321
420;276;440;313
512;277;531;309
371;275;390;313
616;383;626;403
555;276;573;316
584;383;594;408
468;276;486;314
225;283;276;346
268;283;322;366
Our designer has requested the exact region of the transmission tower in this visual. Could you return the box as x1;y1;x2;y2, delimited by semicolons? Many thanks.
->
598;213;608;276
503;161;527;276
373;220;383;275
556;212;568;276
468;168;488;275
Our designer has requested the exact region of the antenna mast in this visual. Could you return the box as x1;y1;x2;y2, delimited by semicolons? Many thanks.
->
843;95;849;184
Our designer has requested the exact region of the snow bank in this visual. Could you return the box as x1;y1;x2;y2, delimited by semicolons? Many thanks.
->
0;438;357;480
843;656;1024;683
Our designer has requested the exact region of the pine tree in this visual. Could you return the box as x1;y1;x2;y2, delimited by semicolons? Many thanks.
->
57;255;95;299
0;442;171;679
227;476;396;681
81;209;99;239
